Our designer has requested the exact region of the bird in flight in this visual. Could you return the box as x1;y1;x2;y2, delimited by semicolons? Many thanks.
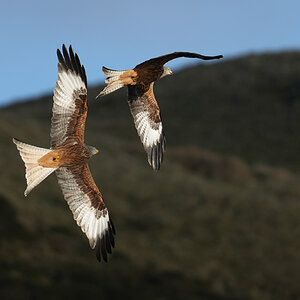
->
96;52;223;170
13;45;115;262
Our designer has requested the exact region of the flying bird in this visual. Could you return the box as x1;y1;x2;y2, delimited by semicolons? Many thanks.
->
13;45;115;262
96;52;223;170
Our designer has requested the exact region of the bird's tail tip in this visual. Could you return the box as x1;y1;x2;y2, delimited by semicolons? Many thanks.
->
13;138;56;196
96;67;126;98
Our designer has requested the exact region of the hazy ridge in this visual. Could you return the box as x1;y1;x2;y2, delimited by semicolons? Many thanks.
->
1;52;300;299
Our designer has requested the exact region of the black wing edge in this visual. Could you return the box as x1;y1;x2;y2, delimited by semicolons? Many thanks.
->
57;44;87;87
95;216;116;263
173;52;223;61
147;130;167;171
136;52;223;68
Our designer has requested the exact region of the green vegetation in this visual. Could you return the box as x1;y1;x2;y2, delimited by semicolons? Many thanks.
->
1;52;300;299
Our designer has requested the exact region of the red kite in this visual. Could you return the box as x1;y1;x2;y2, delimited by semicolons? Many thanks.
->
96;52;223;170
13;45;115;262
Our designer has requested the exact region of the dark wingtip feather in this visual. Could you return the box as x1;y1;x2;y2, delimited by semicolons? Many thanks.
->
95;237;108;263
109;216;116;235
95;241;101;262
183;52;223;61
94;216;116;263
108;224;115;248
136;52;223;68
56;44;87;87
209;54;223;60
101;236;108;262
68;45;77;72
82;66;87;87
57;48;67;70
105;233;112;254
62;44;72;69
148;130;166;171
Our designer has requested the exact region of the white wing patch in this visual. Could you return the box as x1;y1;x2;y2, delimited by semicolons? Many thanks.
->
128;99;166;170
134;110;162;148
50;64;86;148
55;167;113;253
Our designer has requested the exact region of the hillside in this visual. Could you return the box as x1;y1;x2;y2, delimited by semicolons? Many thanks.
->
1;51;300;300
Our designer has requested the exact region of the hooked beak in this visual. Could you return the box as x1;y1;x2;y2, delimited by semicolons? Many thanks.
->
96;149;99;154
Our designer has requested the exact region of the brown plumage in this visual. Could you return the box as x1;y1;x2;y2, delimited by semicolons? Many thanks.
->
13;45;115;262
96;51;223;170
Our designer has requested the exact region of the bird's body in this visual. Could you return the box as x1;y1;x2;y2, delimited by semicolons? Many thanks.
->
96;51;223;170
13;45;115;262
134;64;164;85
37;139;91;168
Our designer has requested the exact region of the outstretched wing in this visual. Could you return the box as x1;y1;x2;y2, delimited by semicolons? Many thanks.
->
128;83;166;170
135;52;223;68
56;164;116;262
51;44;88;148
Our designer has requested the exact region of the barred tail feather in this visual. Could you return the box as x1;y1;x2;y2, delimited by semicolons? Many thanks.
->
97;82;125;98
13;138;57;196
102;66;125;77
96;66;126;98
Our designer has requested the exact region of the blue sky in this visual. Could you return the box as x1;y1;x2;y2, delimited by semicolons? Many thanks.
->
1;0;300;106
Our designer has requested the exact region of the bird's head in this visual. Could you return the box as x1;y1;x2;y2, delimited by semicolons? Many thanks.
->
88;145;100;156
160;66;173;79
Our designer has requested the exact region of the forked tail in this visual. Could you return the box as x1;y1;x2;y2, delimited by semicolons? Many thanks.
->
96;66;127;98
13;138;58;196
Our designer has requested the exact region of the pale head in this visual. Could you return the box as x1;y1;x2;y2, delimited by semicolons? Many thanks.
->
160;66;173;79
88;145;99;156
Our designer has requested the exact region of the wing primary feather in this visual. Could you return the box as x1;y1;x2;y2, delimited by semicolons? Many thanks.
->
74;53;83;84
62;44;72;70
95;218;115;262
95;240;101;262
105;232;112;254
156;145;160;170
74;53;87;87
151;148;155;170
176;52;223;60
82;65;87;87
57;49;67;70
109;217;116;235
56;45;87;87
161;141;164;162
68;45;78;75
158;142;161;164
163;133;167;151
136;52;223;68
154;146;158;170
101;236;108;262
69;45;88;87
158;143;162;167
151;147;155;170
156;149;159;170
147;132;167;170
108;225;115;248
151;148;155;169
